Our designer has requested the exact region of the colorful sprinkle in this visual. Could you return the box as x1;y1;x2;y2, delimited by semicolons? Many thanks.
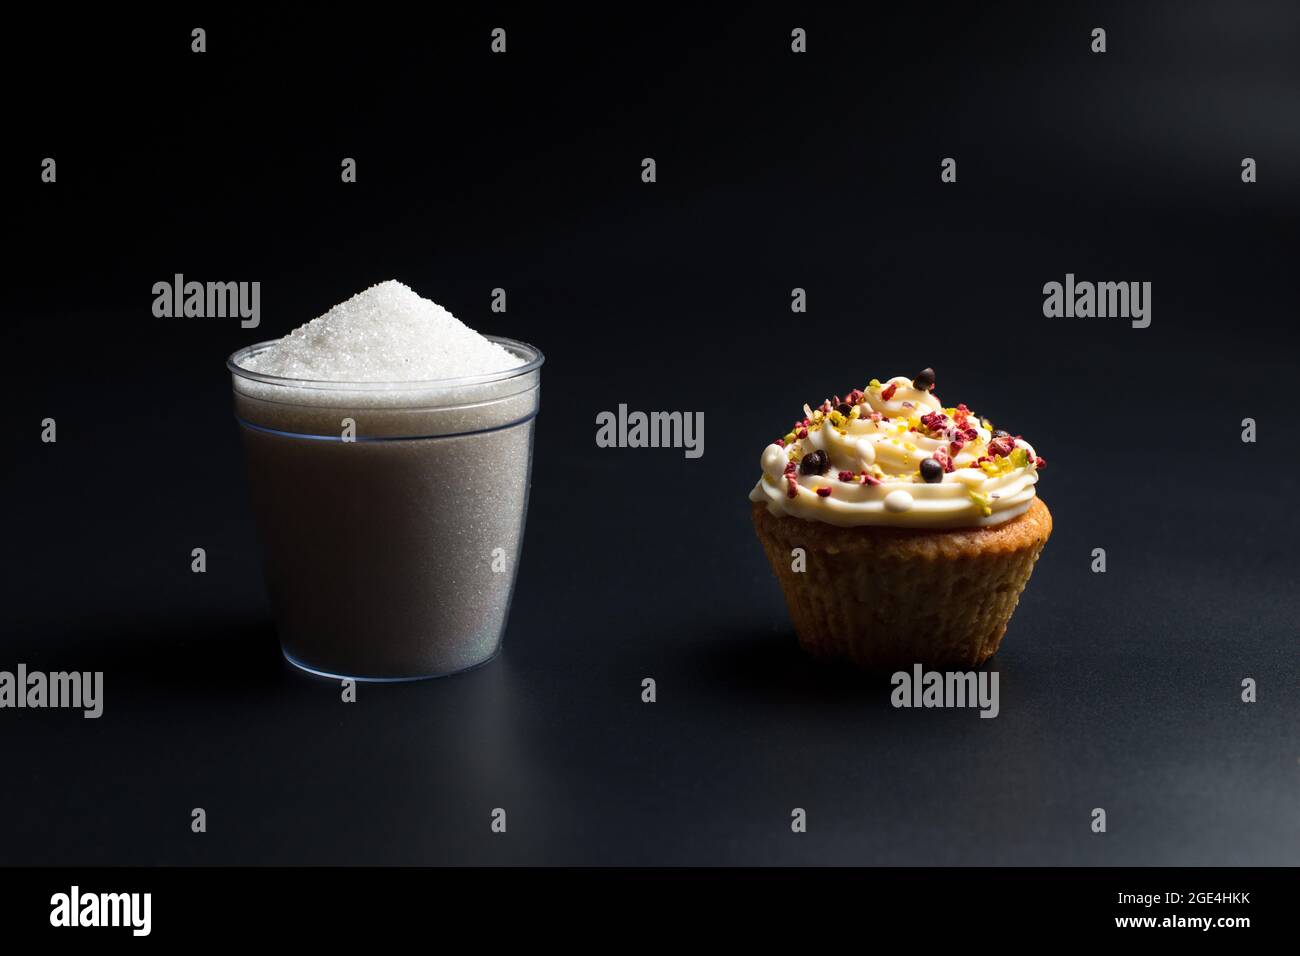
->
988;436;1015;458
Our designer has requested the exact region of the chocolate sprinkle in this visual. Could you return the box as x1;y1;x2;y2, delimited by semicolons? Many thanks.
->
799;449;830;476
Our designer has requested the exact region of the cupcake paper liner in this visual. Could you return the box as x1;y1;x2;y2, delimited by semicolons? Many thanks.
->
752;497;1052;670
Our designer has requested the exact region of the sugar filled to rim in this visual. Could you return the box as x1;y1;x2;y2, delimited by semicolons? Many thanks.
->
228;335;544;394
229;336;543;438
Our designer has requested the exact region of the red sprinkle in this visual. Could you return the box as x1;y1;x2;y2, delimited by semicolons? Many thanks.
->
932;447;955;473
861;474;881;486
1035;456;1047;470
988;437;1015;458
949;440;965;454
837;471;856;482
774;438;785;448
816;487;832;498
786;476;798;498
784;460;798;476
881;382;898;401
919;410;948;434
796;427;809;440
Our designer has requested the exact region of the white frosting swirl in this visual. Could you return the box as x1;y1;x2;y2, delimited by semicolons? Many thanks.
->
749;375;1043;529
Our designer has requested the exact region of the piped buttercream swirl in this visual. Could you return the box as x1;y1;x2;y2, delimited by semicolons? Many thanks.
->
749;374;1044;529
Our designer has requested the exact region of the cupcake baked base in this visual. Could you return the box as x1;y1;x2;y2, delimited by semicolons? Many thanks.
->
751;497;1052;671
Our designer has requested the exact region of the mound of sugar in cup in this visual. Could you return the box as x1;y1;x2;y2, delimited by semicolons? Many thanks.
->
241;280;524;382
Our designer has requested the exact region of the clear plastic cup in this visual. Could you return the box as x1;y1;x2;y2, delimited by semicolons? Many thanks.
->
227;337;543;681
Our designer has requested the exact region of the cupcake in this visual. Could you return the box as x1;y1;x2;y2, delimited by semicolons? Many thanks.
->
749;369;1051;670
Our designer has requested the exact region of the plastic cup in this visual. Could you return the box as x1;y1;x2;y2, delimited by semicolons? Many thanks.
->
227;337;543;681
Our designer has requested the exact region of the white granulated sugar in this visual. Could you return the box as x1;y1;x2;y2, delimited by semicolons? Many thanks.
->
243;280;524;382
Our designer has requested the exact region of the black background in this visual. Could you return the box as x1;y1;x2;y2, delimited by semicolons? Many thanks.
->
4;3;1298;866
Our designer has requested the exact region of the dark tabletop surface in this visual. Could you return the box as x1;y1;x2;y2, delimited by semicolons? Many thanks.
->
4;3;1297;866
